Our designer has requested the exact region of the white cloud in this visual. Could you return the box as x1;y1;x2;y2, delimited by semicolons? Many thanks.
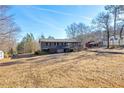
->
22;9;64;32
29;6;92;21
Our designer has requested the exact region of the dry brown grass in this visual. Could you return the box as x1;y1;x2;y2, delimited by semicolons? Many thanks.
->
0;49;124;88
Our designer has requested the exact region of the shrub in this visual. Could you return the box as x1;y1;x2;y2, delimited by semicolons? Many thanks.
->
34;50;41;55
34;50;48;55
4;52;11;58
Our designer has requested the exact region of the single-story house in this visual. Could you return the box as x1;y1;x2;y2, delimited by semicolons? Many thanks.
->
103;35;124;47
109;35;124;46
0;51;4;60
39;39;81;53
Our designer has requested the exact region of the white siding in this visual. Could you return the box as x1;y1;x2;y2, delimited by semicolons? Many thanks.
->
0;51;4;60
103;35;124;46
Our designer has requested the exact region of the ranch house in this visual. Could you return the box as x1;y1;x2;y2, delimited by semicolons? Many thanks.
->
39;39;81;53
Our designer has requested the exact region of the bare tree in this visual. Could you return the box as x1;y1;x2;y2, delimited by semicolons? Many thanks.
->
65;23;78;39
65;22;90;48
105;5;124;36
47;36;55;39
93;12;111;48
118;22;124;46
65;23;89;40
40;35;45;39
0;5;20;53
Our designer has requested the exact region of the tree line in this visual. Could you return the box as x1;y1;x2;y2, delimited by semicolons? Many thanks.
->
65;5;124;48
17;34;55;54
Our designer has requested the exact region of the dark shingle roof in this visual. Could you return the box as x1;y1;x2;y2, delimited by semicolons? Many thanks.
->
39;39;80;43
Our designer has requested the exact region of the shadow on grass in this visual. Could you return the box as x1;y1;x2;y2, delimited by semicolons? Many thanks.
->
0;61;24;67
88;50;124;54
12;54;34;59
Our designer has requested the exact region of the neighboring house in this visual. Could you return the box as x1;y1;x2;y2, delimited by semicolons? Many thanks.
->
109;35;124;46
0;51;4;60
102;35;124;47
39;39;81;53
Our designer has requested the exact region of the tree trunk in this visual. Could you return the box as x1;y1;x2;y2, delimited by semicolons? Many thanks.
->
107;27;110;48
120;25;124;39
119;24;124;46
114;9;117;36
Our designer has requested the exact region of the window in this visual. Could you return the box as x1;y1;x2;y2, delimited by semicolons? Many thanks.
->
64;42;66;46
59;43;62;46
46;42;48;46
49;42;51;46
54;42;56;46
57;42;59;46
61;42;64;46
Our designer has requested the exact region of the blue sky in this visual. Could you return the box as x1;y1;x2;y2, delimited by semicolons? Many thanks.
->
9;5;105;40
